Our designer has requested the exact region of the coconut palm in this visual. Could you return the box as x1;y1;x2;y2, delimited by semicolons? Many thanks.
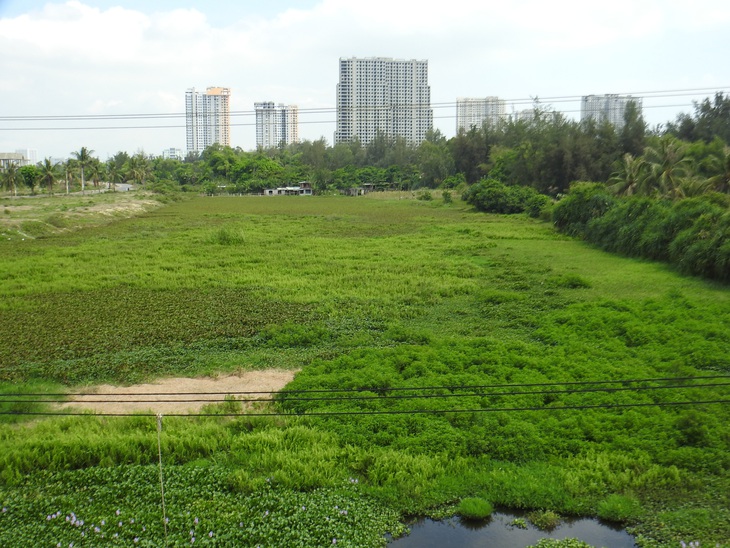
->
2;161;20;196
607;153;646;196
127;153;150;186
39;158;58;196
71;146;95;195
705;146;730;194
87;158;104;190
64;159;76;194
642;138;692;199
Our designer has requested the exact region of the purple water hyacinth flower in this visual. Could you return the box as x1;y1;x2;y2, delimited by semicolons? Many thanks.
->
101;520;105;526
332;539;337;544
116;509;121;516
191;538;195;544
208;531;213;538
134;538;139;543
194;517;199;525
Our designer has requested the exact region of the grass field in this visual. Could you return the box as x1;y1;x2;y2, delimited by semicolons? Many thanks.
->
0;192;728;547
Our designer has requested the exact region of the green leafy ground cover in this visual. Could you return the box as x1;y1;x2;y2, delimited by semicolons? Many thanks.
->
0;193;728;546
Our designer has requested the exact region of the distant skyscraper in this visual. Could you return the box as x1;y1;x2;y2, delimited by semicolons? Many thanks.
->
255;102;299;149
335;57;432;146
580;94;642;129
456;97;506;132
185;86;231;154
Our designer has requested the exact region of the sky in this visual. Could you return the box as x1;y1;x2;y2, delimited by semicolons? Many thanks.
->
1;0;729;161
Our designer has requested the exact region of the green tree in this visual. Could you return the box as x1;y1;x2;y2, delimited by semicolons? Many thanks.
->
619;100;647;157
71;146;94;194
1;161;20;196
18;165;41;194
39;158;58;195
642;137;692;199
127;153;151;185
704;146;730;194
607;153;647;196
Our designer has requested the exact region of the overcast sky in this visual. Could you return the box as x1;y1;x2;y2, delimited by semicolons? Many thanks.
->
1;0;729;160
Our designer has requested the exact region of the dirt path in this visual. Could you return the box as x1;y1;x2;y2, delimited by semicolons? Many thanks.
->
59;369;297;415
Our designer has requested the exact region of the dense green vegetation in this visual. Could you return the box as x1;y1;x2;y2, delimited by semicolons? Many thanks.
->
0;193;728;547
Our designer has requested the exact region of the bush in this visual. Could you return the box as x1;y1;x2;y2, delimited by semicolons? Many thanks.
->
458;497;493;519
463;178;549;216
597;494;643;522
552;182;616;237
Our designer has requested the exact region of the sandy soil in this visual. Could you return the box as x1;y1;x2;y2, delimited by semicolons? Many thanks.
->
59;369;297;415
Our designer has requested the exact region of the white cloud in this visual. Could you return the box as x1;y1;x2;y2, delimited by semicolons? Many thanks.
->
0;0;728;158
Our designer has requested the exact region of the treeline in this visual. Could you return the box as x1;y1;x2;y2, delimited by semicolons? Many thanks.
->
3;92;729;198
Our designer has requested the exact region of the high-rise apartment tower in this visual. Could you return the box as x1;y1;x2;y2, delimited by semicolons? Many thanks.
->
255;102;299;149
335;57;432;146
456;97;507;132
580;94;642;129
185;87;231;154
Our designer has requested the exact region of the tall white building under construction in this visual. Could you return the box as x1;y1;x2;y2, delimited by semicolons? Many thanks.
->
335;57;432;146
580;94;642;129
185;86;231;154
255;102;299;149
456;97;507;132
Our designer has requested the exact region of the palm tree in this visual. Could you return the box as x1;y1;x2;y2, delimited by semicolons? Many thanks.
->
127;153;150;186
87;158;104;191
106;159;122;192
71;147;94;195
40;158;58;196
64;160;75;194
607;153;646;196
705;146;730;194
2;161;20;196
642;138;692;199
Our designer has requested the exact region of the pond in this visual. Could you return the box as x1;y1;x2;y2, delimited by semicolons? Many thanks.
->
387;511;636;548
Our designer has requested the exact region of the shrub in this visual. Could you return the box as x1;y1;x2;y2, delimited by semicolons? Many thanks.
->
552;182;616;237
527;509;562;530
597;494;643;522
463;178;549;216
458;497;493;519
442;190;452;204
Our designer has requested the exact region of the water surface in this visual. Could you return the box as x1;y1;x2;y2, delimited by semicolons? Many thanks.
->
388;511;636;548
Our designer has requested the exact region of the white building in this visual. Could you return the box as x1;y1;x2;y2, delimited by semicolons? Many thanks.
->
15;148;38;165
162;148;185;161
335;57;432;146
255;102;299;149
581;94;642;129
185;87;231;154
456;97;506;132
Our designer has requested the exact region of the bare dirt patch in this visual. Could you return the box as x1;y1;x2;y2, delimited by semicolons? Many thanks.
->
59;369;297;415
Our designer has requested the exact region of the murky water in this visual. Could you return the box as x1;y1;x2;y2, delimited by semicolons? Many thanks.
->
387;511;636;547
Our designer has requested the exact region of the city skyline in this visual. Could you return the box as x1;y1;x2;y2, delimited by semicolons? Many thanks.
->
1;1;728;159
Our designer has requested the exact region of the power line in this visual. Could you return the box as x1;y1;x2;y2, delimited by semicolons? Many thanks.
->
4;374;728;398
1;398;728;418
1;86;727;122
